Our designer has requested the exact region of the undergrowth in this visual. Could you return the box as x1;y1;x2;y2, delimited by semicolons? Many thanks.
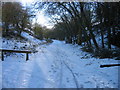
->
81;46;120;60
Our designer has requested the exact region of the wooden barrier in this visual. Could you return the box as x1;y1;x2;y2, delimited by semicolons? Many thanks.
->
100;64;120;68
0;49;32;61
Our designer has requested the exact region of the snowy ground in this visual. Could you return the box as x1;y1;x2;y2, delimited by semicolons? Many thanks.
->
0;33;119;88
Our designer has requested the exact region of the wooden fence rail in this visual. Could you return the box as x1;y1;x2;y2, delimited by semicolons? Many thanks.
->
100;64;120;68
0;49;32;61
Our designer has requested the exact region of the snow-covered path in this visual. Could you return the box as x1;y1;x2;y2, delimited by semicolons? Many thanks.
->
2;40;119;88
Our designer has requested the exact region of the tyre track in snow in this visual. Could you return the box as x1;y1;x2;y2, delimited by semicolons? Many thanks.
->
55;46;113;88
38;44;68;88
39;45;64;88
47;41;115;88
52;42;79;88
55;46;63;88
52;42;117;88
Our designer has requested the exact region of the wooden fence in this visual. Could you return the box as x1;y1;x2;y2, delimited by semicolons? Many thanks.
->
100;64;120;68
0;49;32;61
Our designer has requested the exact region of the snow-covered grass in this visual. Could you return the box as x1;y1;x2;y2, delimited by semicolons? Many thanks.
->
0;33;119;88
21;32;44;45
2;37;31;50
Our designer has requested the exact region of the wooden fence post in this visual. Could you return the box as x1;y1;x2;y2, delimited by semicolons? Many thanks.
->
26;53;29;61
2;52;4;61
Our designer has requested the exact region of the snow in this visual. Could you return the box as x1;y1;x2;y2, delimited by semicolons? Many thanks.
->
0;33;119;88
21;32;44;45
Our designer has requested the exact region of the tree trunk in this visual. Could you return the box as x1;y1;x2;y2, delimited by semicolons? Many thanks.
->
5;22;9;35
100;19;104;48
107;27;111;49
77;29;82;45
79;2;99;49
101;30;104;48
89;28;99;49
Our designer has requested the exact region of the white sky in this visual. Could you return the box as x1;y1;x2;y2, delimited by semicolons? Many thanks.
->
21;0;53;29
21;0;34;6
33;10;53;29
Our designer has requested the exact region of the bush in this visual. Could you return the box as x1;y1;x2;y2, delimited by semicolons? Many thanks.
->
93;48;113;58
46;39;53;43
81;46;120;59
93;48;120;59
81;46;94;53
112;49;120;60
